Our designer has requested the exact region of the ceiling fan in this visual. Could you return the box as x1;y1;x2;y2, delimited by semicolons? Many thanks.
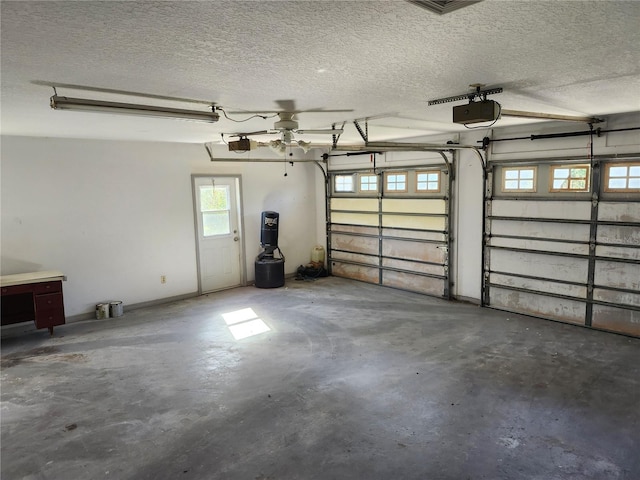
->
226;100;351;153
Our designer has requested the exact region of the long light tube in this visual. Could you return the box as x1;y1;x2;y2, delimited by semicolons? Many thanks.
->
50;95;219;123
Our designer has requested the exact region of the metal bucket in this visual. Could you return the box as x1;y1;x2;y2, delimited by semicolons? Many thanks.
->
96;303;110;320
109;301;123;318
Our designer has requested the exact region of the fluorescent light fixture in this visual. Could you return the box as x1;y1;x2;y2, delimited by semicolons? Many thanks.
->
50;95;219;123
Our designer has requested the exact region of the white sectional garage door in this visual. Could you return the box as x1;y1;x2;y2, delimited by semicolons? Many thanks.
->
484;158;640;337
329;165;452;298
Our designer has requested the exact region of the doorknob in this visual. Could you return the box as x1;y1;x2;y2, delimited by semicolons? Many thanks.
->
234;236;239;241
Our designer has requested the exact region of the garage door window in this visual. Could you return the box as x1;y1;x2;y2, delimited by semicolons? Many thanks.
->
359;174;378;192
385;172;408;192
502;167;536;192
416;171;441;192
550;165;590;192
604;163;640;192
335;174;355;193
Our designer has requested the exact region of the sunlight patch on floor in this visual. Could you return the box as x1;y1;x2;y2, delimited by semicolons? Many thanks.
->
222;308;271;340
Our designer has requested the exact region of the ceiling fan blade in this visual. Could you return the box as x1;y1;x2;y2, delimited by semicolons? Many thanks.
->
227;108;354;114
229;130;275;137
298;108;354;113
275;99;297;112
295;129;344;135
227;111;281;114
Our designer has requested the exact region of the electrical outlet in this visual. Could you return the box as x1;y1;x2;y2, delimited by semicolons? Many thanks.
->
160;275;166;284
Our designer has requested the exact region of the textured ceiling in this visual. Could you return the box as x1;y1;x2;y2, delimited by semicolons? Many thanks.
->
1;0;639;145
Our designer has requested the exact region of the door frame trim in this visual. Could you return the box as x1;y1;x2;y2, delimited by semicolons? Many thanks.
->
191;174;247;294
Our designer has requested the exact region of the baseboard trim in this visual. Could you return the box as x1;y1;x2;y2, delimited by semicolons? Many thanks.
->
451;295;481;306
1;291;200;337
66;291;200;323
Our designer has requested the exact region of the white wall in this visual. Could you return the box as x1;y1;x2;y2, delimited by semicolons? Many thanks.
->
1;137;320;317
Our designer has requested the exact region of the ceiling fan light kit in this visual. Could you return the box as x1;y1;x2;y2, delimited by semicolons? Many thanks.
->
50;95;220;123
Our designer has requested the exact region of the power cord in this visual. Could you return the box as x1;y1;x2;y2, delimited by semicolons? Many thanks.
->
216;107;278;123
463;101;502;130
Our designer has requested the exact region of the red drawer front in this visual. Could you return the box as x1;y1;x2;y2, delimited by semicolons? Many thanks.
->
32;281;62;294
35;292;64;311
34;310;65;329
34;292;65;329
2;284;33;295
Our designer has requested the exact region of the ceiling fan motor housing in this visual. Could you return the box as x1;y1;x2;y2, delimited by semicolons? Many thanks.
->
274;112;298;130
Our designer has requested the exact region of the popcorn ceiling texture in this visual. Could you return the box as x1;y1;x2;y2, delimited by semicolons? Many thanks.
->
1;0;639;143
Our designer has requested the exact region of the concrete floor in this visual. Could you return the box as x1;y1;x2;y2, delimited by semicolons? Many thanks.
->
1;277;639;480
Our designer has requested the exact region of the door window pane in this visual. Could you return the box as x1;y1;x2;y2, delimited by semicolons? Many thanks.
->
200;185;231;236
203;211;230;236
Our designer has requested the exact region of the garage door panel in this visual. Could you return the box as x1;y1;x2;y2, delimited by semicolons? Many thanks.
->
594;260;640;290
595;245;640;261
331;251;379;266
331;262;379;284
490;287;586;324
331;224;378;236
490;237;589;256
490;273;587;299
598;202;640;222
382;270;444;296
492;200;591;220
597;224;640;246
331;212;378;226
592;305;640;336
382;239;445;263
382;198;446;214
491;219;590;241
490;249;588;283
593;288;640;308
383;258;446;276
382;215;446;230
382;228;446;242
331;198;378;212
331;233;378;255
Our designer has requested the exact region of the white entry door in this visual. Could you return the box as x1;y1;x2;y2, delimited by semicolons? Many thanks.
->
193;176;243;293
